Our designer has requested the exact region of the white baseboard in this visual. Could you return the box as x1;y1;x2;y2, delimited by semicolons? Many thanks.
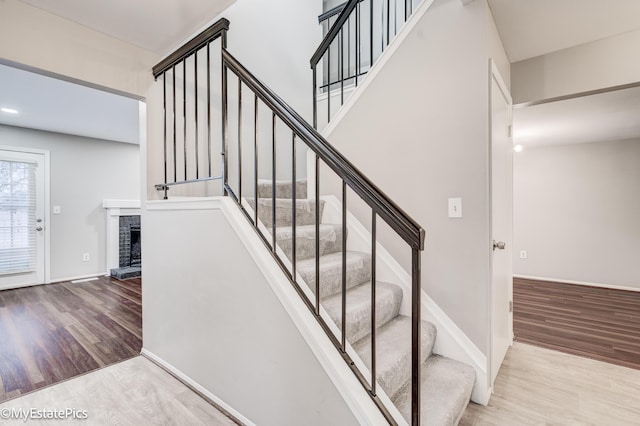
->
50;272;109;284
140;348;254;426
0;272;109;291
322;195;490;406
514;274;640;293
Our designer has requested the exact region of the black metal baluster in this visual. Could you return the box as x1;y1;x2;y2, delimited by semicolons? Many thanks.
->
382;0;391;47
195;50;199;179
183;59;187;181
162;71;168;199
172;65;177;183
238;80;242;200
292;133;297;281
370;0;374;70
356;1;360;86
254;94;258;227
207;42;212;178
340;29;344;106
412;247;421;425
222;31;228;195
347;15;351;86
394;0;397;37
315;155;320;315
327;44;331;122
341;181;347;351
371;210;377;395
271;112;276;252
313;66;318;129
221;62;228;195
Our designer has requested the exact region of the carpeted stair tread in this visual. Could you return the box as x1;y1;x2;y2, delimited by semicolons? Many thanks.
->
322;281;402;343
246;197;324;227
296;251;371;298
257;179;307;199
393;355;476;426
352;316;437;400
275;223;343;261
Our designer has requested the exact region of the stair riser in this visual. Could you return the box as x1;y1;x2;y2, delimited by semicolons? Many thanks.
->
277;228;343;262
248;200;325;227
299;255;371;298
326;285;402;343
257;180;307;199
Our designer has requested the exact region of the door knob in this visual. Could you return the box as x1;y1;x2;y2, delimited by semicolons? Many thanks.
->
493;240;505;250
35;226;43;232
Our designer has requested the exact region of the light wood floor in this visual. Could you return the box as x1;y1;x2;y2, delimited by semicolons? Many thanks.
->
0;356;238;425
461;342;640;425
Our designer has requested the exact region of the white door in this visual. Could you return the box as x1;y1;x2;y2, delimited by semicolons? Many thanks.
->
489;61;513;385
0;148;47;289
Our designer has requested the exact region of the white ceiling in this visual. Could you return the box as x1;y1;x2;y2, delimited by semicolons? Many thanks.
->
19;0;235;54
488;0;640;63
513;86;640;149
0;63;140;144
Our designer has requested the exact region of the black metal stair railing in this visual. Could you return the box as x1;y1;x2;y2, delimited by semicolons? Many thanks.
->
153;18;425;425
311;0;416;129
152;19;230;199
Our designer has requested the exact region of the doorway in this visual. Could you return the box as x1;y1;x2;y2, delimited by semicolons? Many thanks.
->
511;83;640;369
0;147;49;290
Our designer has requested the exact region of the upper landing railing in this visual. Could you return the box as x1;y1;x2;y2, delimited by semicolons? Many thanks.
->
152;17;425;425
311;0;416;129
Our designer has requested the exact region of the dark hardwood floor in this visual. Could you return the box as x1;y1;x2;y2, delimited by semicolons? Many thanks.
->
513;277;640;370
0;276;141;402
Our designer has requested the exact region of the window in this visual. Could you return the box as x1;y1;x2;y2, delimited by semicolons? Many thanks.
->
0;160;37;274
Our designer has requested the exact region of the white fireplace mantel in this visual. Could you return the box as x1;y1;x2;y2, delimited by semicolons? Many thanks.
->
103;199;141;272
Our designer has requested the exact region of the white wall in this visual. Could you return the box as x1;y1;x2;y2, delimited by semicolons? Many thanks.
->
0;125;140;281
217;0;321;122
513;139;640;289
511;29;640;104
142;203;360;425
0;0;158;98
321;0;501;353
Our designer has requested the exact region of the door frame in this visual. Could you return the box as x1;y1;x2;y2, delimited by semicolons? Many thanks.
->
487;59;513;387
0;145;51;286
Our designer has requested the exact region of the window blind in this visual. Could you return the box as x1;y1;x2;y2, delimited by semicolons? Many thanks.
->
0;159;38;275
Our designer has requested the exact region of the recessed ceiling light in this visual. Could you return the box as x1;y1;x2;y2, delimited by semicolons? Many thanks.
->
513;144;524;153
1;107;19;114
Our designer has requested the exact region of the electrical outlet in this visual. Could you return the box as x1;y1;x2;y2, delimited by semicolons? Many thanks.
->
82;253;90;262
520;250;527;259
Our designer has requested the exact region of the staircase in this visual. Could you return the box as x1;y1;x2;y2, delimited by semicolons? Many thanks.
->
249;179;475;425
152;12;479;424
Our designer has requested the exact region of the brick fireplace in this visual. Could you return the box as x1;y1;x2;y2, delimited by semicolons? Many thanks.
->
103;200;141;279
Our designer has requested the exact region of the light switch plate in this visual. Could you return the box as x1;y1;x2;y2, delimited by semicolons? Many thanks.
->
53;205;61;214
448;198;462;218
